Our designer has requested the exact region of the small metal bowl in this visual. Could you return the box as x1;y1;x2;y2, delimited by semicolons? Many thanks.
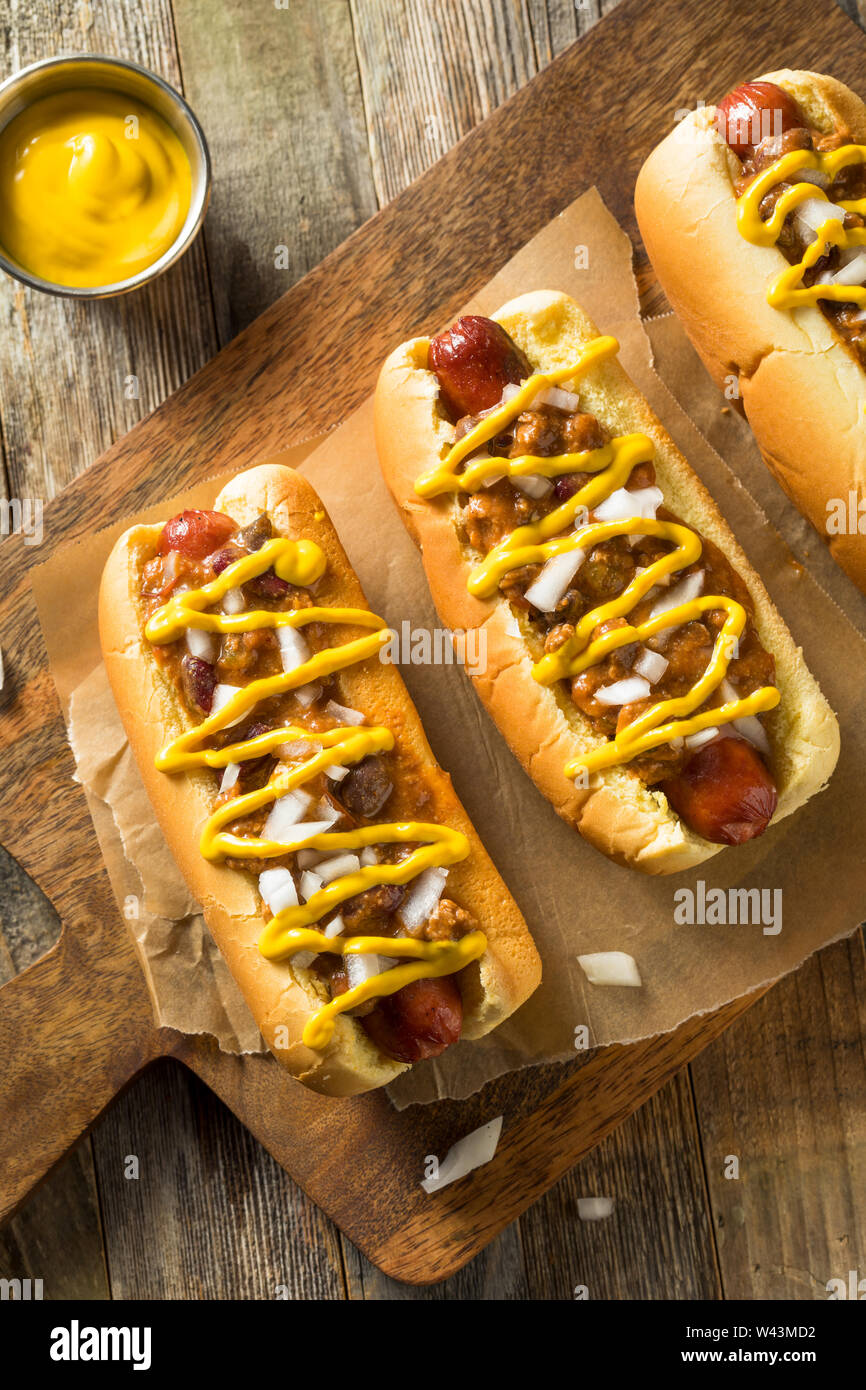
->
0;54;211;299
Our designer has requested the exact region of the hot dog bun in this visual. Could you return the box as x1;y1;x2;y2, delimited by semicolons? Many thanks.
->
635;69;866;592
99;464;540;1096
374;290;839;874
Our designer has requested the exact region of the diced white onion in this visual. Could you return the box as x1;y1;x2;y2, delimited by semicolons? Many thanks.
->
326;763;350;782
299;870;323;902
593;485;663;523
831;250;866;285
577;1197;614;1222
292;951;317;970
186;627;218;662
632;647;669;684
326;699;365;725
719;677;772;755
345;952;390;990
499;382;522;404
211;684;246;727
400;866;448;931
277;626;311;673
685;726;719;750
649;570;704;622
262;819;335;849
222;586;245;615
324;914;345;938
480;471;505;489
523;547;585;612
262;789;313;841
258;867;298;916
219;762;240;793
421;1117;503;1194
594;675;651;707
316;853;361;885
577;951;642;987
511;473;552;499
294;682;321;708
733;713;771;756
793;196;846;240
531;385;580;412
316;797;343;825
359;847;378;867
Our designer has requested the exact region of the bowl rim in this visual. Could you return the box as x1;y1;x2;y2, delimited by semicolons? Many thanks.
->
0;52;212;299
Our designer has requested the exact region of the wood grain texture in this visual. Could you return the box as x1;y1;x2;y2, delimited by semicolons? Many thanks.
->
93;1061;347;1300
351;0;539;204
692;933;866;1300
0;1;218;501
172;0;378;343
520;1072;722;1300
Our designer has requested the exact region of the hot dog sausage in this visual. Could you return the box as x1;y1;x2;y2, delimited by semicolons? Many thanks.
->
660;736;778;844
159;509;236;560
362;975;463;1063
716;81;802;159
428;315;530;420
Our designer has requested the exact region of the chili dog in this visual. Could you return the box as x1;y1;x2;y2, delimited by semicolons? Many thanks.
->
374;291;839;873
635;69;866;592
99;464;541;1095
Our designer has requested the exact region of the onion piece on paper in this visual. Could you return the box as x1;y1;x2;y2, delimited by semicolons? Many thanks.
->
577;952;642;987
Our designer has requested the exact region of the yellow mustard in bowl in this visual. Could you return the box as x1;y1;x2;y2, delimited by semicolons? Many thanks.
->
0;88;192;288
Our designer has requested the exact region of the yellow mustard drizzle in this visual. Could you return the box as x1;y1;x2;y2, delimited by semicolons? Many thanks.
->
416;335;779;779
737;144;866;309
145;536;484;1050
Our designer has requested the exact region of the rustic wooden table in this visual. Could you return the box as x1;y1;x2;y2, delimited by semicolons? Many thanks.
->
1;0;865;1301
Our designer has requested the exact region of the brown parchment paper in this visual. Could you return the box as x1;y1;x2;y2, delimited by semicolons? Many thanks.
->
32;188;866;1110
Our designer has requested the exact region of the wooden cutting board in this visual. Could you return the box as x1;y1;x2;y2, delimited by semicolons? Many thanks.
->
0;0;862;1284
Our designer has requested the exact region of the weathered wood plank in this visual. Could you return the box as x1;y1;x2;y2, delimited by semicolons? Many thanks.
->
350;0;540;205
0;1;218;501
172;0;378;342
519;1071;721;1299
691;933;866;1300
92;1060;347;1299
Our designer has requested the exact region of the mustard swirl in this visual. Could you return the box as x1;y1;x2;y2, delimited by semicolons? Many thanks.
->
736;144;866;310
417;335;779;779
146;535;484;1050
